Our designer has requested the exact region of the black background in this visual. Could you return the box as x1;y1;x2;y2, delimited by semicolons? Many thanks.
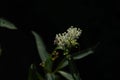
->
0;0;120;80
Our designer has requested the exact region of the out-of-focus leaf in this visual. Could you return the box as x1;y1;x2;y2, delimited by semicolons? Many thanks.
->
73;48;94;60
58;71;74;80
58;60;68;69
56;48;94;70
28;64;37;80
32;31;49;62
28;67;33;80
28;64;44;80
44;55;53;72
56;58;68;71
65;55;81;80
46;73;56;80
36;70;45;80
0;18;17;29
73;42;100;60
57;43;100;69
68;56;81;80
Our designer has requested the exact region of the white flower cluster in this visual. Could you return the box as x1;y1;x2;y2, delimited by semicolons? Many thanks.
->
54;26;82;49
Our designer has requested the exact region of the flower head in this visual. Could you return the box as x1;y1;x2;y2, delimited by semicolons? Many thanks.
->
54;26;82;49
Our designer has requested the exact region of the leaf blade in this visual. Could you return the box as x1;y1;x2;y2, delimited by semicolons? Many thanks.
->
73;48;94;60
67;56;81;80
32;31;49;62
44;56;53;72
28;64;44;80
58;71;74;80
73;42;100;60
0;18;17;29
46;73;56;80
56;48;94;70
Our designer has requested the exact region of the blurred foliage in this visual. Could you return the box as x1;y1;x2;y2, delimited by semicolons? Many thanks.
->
0;18;17;30
31;28;99;80
0;18;99;80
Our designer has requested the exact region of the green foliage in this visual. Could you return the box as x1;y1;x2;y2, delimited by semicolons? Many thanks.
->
46;73;56;80
28;64;44;80
0;18;99;80
30;31;97;80
58;71;74;80
56;48;94;70
32;31;49;62
44;56;53;72
0;18;17;56
0;18;17;29
67;55;81;80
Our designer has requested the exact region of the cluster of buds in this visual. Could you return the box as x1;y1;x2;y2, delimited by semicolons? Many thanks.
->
54;26;82;50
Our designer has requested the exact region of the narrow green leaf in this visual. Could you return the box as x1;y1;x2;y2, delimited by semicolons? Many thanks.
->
36;70;45;80
55;42;100;70
68;56;81;80
28;64;37;80
53;57;68;73
28;66;33;80
0;18;17;29
58;71;74;80
46;73;56;80
32;31;49;62
28;64;44;80
58;42;100;69
73;48;94;60
56;48;94;70
59;60;68;69
58;58;68;69
44;55;53;72
73;42;101;60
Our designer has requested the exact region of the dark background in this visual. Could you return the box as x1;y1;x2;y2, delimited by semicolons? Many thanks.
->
0;0;120;80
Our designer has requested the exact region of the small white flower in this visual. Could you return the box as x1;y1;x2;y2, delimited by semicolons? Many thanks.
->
54;26;82;49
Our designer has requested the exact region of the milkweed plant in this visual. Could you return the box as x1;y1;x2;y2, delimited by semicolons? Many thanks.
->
0;18;99;80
